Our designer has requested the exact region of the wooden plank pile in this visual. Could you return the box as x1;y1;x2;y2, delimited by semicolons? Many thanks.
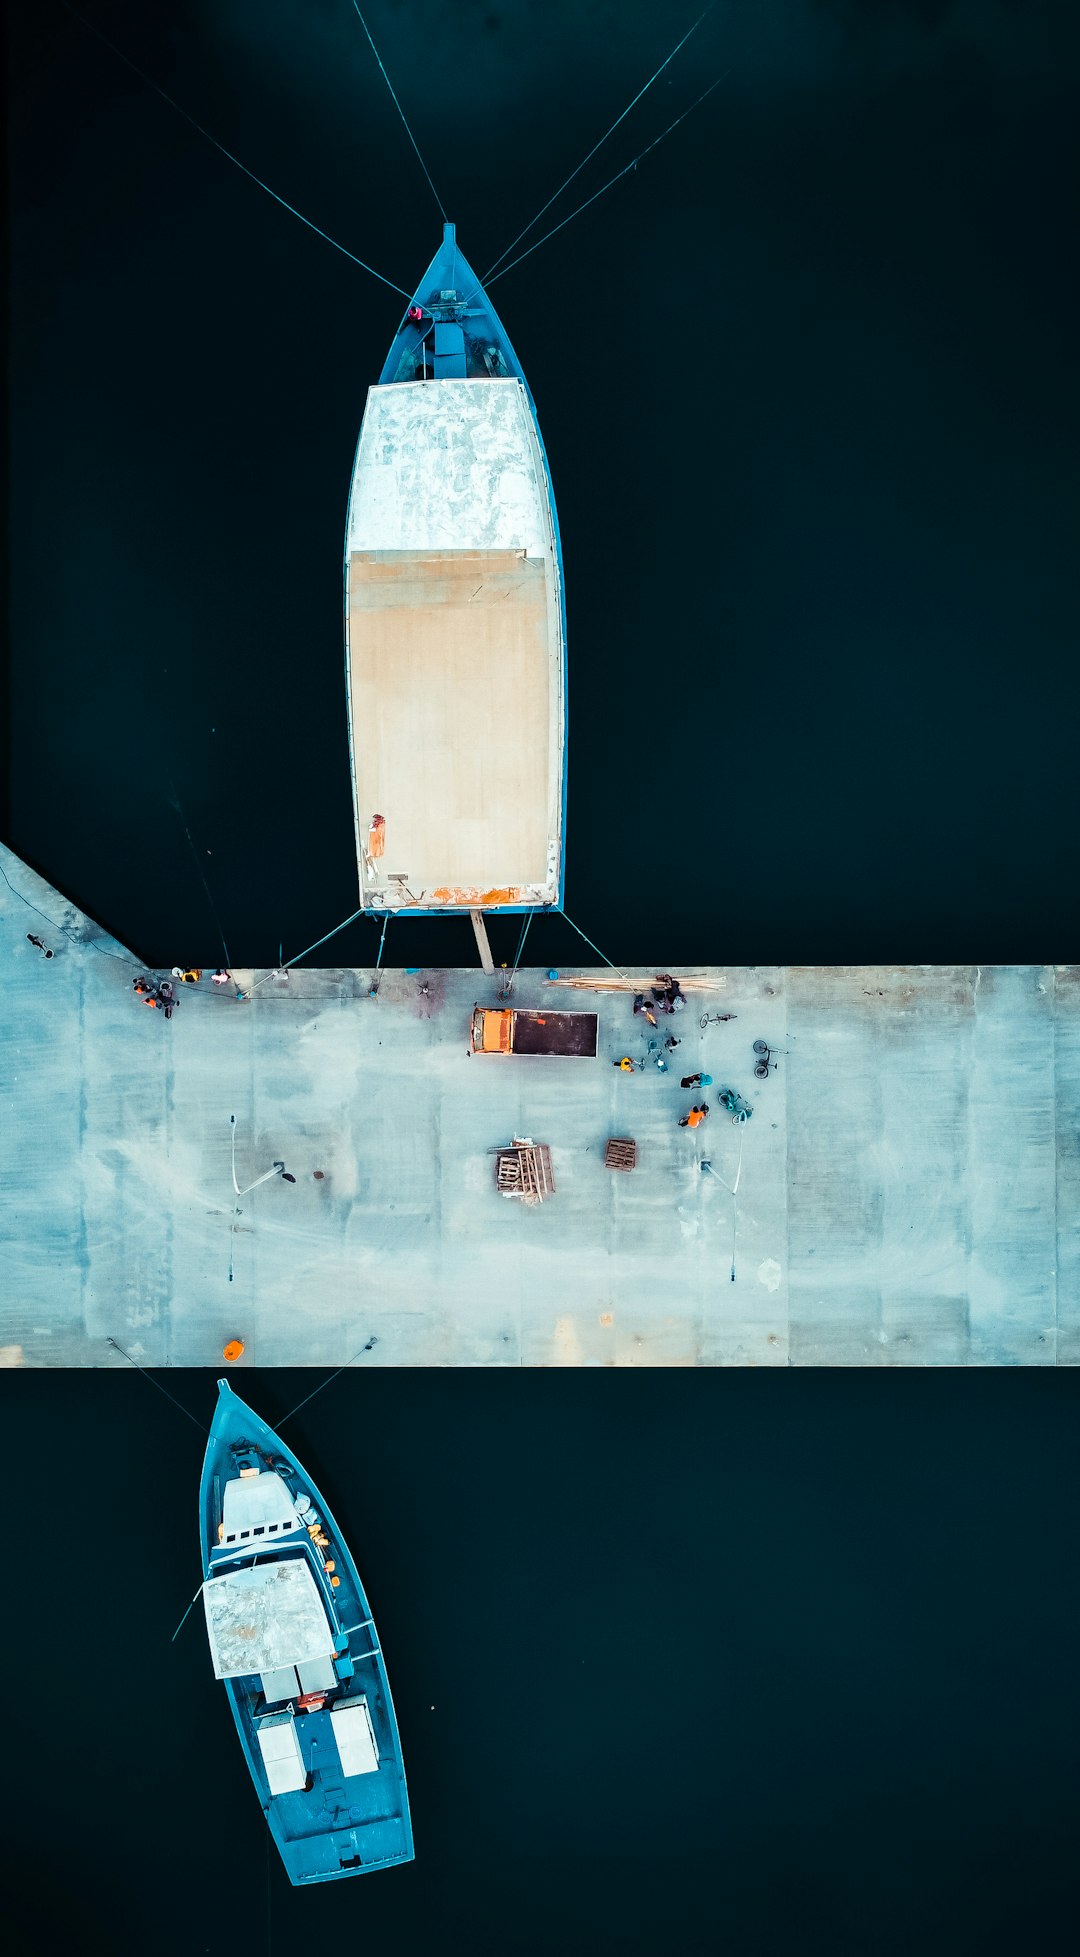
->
495;1138;555;1204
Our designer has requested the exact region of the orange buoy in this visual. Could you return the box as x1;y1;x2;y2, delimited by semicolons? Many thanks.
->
223;1339;245;1362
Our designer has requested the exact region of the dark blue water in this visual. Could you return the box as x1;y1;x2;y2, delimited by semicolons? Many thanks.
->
5;1370;1080;1955
5;6;1080;1951
8;1;1078;970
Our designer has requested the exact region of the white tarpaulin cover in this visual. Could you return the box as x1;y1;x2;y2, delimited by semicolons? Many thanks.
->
330;1698;380;1778
204;1558;335;1680
256;1713;308;1797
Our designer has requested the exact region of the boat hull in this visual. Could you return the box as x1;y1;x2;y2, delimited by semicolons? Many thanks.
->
199;1382;413;1884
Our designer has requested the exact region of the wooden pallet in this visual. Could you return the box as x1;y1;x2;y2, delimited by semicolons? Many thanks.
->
604;1137;637;1173
495;1140;555;1204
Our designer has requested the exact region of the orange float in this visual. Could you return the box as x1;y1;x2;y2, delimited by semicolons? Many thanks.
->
222;1339;245;1362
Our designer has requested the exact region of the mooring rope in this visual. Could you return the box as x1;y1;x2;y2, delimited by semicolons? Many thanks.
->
278;1342;380;1428
244;905;372;995
350;2;448;224
59;0;410;296
167;773;233;973
485;64;735;291
560;909;627;979
0;855;135;966
483;1;716;284
370;911;390;993
107;1337;208;1430
503;910;533;997
170;1580;205;1643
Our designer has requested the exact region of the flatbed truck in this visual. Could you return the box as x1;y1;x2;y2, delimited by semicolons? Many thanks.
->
470;1006;598;1058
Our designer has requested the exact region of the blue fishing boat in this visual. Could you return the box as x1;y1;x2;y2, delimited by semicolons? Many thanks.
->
199;1380;413;1884
344;222;567;921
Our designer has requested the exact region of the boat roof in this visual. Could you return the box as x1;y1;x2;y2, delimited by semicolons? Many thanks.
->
347;378;552;556
204;1557;336;1680
221;1469;302;1544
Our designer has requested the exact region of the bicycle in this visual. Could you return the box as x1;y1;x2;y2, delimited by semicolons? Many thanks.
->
700;1010;738;1030
752;1040;789;1079
717;1087;753;1124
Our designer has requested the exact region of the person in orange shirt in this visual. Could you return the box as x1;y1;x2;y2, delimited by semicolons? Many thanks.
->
679;1104;709;1129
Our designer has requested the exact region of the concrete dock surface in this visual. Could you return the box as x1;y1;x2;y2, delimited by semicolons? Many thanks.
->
2;846;1077;1367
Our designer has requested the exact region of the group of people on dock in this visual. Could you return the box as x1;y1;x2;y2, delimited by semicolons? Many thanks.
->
133;975;177;1018
631;975;686;1027
616;977;746;1129
132;966;232;1018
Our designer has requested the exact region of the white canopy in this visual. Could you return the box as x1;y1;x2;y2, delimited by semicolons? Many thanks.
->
204;1557;335;1680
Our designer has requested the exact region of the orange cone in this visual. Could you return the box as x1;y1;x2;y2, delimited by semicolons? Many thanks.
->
223;1339;245;1362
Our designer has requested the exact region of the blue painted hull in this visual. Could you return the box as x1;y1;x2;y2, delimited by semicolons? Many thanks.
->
199;1381;413;1884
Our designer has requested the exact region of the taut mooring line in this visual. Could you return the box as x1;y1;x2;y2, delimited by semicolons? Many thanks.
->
107;1337;208;1431
245;904;373;995
351;1;448;223
277;1342;380;1428
59;0;410;296
167;772;233;973
483;1;717;284
170;1580;205;1643
485;64;735;290
502;910;533;997
560;909;627;979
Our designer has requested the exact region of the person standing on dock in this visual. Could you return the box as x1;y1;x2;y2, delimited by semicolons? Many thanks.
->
654;976;685;1014
679;1104;709;1129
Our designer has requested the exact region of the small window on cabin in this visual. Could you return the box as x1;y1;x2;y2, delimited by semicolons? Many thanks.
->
241;1529;249;1539
254;1526;265;1536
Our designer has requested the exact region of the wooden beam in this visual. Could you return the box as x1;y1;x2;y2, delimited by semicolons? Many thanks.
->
470;909;496;975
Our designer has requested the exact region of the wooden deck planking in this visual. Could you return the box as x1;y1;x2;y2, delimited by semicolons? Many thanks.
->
348;548;557;895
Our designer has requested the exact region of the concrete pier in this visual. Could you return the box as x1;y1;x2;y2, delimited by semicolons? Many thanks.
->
2;846;1077;1367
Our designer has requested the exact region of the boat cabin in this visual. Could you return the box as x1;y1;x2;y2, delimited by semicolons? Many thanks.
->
218;1468;303;1547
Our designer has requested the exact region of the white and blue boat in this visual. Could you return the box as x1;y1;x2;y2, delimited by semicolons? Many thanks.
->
199;1380;413;1884
344;222;567;919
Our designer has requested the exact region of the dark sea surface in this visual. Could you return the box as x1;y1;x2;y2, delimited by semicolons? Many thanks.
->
6;1368;1080;1957
5;4;1080;1953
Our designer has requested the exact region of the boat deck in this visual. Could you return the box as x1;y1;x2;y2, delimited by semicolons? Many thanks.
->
259;1697;408;1850
348;549;554;896
344;378;563;912
2;847;1078;1368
